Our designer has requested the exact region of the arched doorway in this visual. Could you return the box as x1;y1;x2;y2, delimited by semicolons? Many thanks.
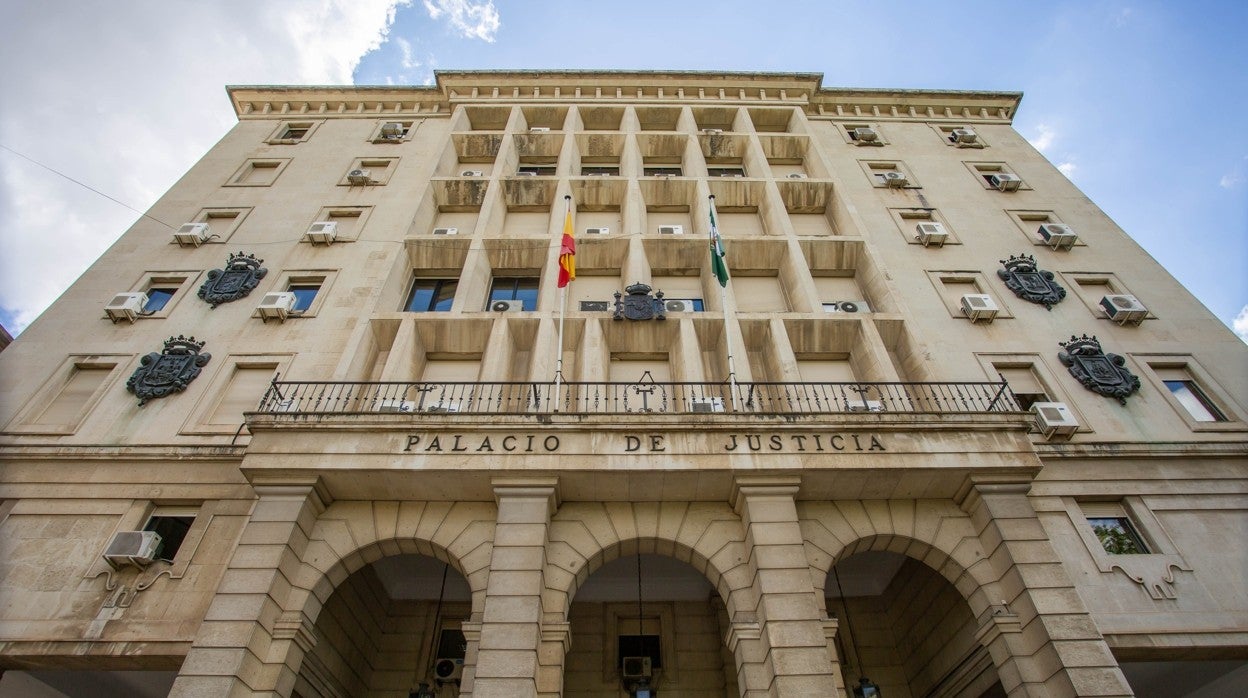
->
564;553;738;696
294;554;472;698
826;551;1003;698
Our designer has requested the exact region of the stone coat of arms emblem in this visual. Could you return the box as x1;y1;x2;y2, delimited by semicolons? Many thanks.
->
126;336;212;406
613;283;666;321
1058;334;1139;404
997;254;1066;310
198;252;267;308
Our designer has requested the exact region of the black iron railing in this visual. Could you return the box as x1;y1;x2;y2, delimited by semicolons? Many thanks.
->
255;379;1022;416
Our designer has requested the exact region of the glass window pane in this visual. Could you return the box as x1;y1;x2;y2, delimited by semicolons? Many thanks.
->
1164;380;1224;422
405;280;436;312
1087;517;1148;554
289;285;319;311
143;288;177;312
432;280;457;311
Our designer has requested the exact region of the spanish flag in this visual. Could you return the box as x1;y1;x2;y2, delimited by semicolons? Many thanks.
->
557;206;575;288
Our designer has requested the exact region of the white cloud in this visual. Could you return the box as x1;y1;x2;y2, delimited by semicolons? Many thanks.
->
1219;158;1246;189
1029;123;1057;153
1057;162;1078;179
422;0;500;42
1234;305;1248;343
0;1;407;334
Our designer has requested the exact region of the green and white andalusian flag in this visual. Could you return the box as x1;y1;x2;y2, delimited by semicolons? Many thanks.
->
708;196;729;287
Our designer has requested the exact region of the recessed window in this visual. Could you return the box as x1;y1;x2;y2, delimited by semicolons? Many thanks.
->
643;166;682;177
1087;515;1149;555
966;162;1025;191
1164;380;1225;422
843;123;884;146
890;208;960;246
488;278;539;310
996;365;1050;411
341;158;398;186
371;120;415;143
708;166;746;178
267;121;319;144
143;513;195;561
143;288;178;313
184;207;250;244
227;159;289;187
404;279;458;312
618;633;662;671
862;161;915;188
309;206;371;242
933;124;986;148
581;165;619;176
6;356;125;434
517;165;556;176
288;283;320;312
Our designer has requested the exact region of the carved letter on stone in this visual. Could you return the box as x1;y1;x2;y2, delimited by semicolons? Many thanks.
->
126;335;211;406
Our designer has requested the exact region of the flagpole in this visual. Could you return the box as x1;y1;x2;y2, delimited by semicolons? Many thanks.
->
554;195;572;412
719;281;741;411
709;195;742;411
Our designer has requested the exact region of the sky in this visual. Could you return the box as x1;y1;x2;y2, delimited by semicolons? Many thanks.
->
1;0;1246;341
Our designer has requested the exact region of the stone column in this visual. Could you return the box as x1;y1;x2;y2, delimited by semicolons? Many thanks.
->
957;478;1133;697
733;476;838;696
465;477;559;698
170;478;329;697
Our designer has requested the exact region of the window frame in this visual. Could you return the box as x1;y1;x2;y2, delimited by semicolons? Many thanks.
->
266;120;321;144
128;271;199;319
181;354;294;434
888;207;962;246
260;270;336;319
143;511;197;562
487;277;540;311
964;161;1028;191
225;159;290;187
1132;355;1244;431
340;157;399;186
860;160;919;189
926;270;1013;320
307;206;373;243
3;354;130;435
404;278;459;312
931;123;988;148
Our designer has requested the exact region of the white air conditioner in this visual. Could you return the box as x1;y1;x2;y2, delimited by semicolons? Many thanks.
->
823;300;867;313
434;657;464;683
961;294;999;322
664;299;700;313
883;171;909;187
915;222;948;247
460;170;485;177
257;292;297;321
347;168;372;184
622;656;653;680
1033;402;1079;439
374;399;414;413
432;227;458;236
852;127;879;142
990;173;1022;191
380;122;406;139
585;227;610;235
529;126;551;133
691;397;725;413
105;292;148;323
786;173;809;179
427;403;461;414
847;400;885;413
950;128;978;144
1101;294;1148;325
1038;223;1078;249
657;225;683;235
491;299;525;312
305;221;337;244
515;171;539;177
173;222;211;246
103;531;162;569
702;128;724;135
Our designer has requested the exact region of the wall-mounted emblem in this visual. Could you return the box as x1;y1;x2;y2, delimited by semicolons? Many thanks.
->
126;335;212;406
1058;334;1139;404
997;254;1066;310
198;252;267;308
613;283;666;321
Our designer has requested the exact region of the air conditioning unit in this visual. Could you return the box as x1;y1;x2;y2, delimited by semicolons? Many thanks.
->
949;128;978;144
432;227;458;236
105;292;148;323
657;225;683;235
691;397;725;413
915;222;948;247
664;299;700;313
460;170;484;177
347;168;372;184
529;126;551;133
852;127;879;142
305;221;337;244
847;400;886;413
786;173;808;179
823;300;866;313
622;656;653;680
374;399;414;413
990;173;1022;191
961;294;999;323
579;300;611;312
379;122;406;139
103;531;162;569
434;657;464;683
1033;402;1079;439
426;403;461;414
257;292;297;321
173;222;211;246
1101;294;1148;325
585;227;610;235
515;171;539;177
702;128;724;135
883;171;909;187
1038;223;1078;249
491;299;525;312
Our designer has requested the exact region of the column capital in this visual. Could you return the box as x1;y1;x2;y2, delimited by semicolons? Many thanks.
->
731;475;802;514
272;610;318;655
492;476;560;515
954;474;1032;512
249;475;332;513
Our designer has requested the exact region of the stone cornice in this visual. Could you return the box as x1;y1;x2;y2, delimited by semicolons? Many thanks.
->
0;443;246;461
1033;440;1248;460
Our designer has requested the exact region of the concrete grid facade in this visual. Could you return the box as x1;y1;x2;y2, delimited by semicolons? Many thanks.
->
0;71;1245;697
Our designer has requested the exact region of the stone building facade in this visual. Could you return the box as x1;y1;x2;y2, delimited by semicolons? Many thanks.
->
0;71;1245;697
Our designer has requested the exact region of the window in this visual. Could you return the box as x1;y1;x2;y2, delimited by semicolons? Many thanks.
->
966;162;1025;190
288;283;320;312
517;165;556;176
184;207;250;244
996;365;1050;411
6;356;125;434
488;278;539;310
889;208;960;245
928;271;1012;320
932;124;986;148
404;279;458;312
129;272;194;318
581;165;619;176
861;161;915;188
842;123;884;146
1087;516;1149;555
267;121;319;144
371;120;415;142
143;512;195;561
1136;359;1239;429
143;288;177;313
708;166;746;177
618;634;662;670
643;166;682;177
309;206;372;242
226;159;289;186
1164;380;1225;422
341;157;399;186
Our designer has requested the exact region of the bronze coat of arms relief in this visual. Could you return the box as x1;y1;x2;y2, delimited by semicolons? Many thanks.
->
198;252;267;308
997;253;1066;310
126;336;212;406
613;283;667;321
1058;334;1140;405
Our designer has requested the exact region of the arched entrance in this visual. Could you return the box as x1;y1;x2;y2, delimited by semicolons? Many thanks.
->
294;554;473;697
826;551;1002;698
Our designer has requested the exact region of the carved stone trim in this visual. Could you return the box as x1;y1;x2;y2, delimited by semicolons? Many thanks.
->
997;254;1066;310
1058;335;1141;404
198;252;267;308
273;610;318;654
125;336;211;406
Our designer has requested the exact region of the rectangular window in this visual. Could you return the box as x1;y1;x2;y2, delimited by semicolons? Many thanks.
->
207;363;279;426
26;363;116;429
708;166;746;177
517;165;556;176
1087;516;1149;555
581;166;619;176
997;366;1049;411
227;159;288;186
143;512;196;561
1164;380;1225;422
618;634;662;670
142;288;178;313
342;157;399;185
643;166;682;177
488;278;539;310
267;121;318;144
288;284;320;312
404;279;458;312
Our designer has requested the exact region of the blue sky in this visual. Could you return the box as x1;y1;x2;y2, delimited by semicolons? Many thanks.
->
1;0;1246;339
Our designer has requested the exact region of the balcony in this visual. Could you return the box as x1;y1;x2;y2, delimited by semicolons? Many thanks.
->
255;379;1022;416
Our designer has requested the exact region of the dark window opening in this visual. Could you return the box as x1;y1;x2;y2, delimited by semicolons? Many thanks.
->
618;633;662;670
643;166;682;177
1012;392;1046;412
404;279;458;312
143;515;194;561
517;166;556;176
581;166;619;176
281;127;309;140
489;278;539;311
708;166;746;177
143;288;177;313
437;628;467;660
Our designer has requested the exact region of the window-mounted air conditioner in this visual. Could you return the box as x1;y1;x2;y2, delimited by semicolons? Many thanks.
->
1101;294;1148;325
460;170;485;177
432;227;458;236
691;397;725;413
515;171;539;177
426;403;461;414
173;222;211;246
305;221;337;244
883;171;909;187
657;225;683;235
1033;401;1078;439
716;172;744;178
822;300;866;313
528;126;551;133
434;657;465;683
915;222;948;247
949;128;978;144
585;227;610;235
1038;223;1078;249
491;299;525;312
702;128;724;135
379;122;406;139
786;173;809;179
257;292;297;321
103;530;162;569
847;400;886;413
347;168;372;185
105;292;148;323
961;294;999;323
664;299;700;313
374;399;414;413
622;656;653;680
990;173;1022;191
852;127;879;143
579;300;611;312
